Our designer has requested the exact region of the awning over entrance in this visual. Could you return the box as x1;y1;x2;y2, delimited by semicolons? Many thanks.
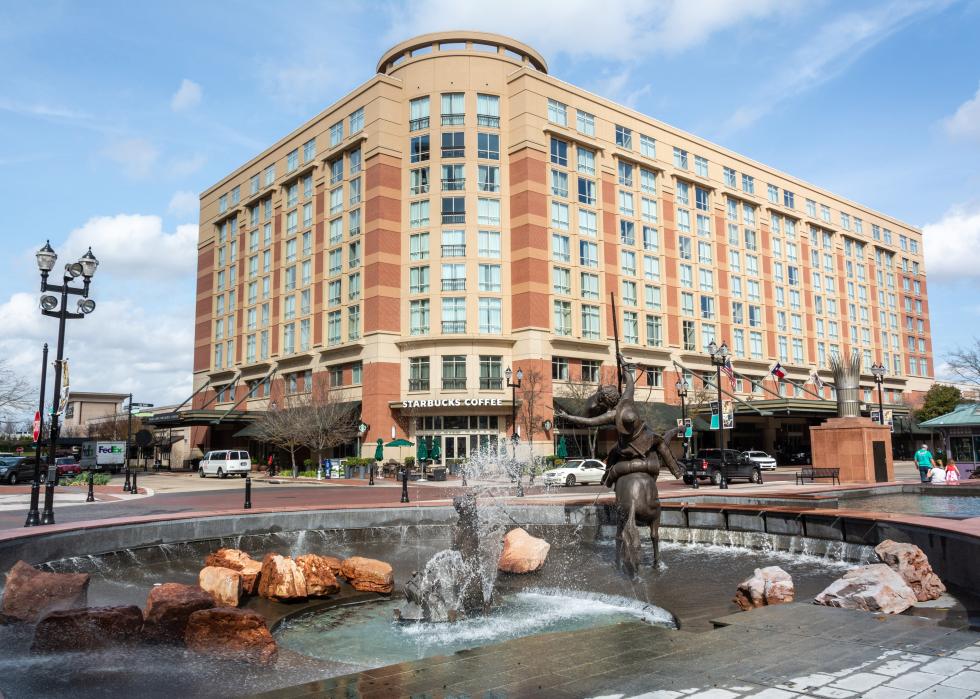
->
144;409;254;428
552;397;709;432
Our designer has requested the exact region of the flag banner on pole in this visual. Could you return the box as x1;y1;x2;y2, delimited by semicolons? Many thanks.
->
770;362;786;380
56;359;70;416
722;357;736;390
810;372;825;390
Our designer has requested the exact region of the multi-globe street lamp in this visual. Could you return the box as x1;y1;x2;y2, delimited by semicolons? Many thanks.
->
871;362;886;426
706;340;730;490
28;241;99;526
675;379;696;490
505;366;523;496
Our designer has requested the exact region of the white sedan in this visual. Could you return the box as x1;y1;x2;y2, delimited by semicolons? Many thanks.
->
542;459;607;486
742;450;778;470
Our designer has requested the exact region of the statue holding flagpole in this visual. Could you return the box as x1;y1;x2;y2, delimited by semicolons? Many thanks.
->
554;294;680;575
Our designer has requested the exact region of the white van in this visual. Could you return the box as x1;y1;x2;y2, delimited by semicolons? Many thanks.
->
199;450;251;478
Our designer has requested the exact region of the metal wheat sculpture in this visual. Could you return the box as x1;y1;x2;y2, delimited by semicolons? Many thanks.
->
829;350;862;418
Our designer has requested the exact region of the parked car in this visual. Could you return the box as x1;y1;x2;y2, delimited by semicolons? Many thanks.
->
742;451;778;471
55;456;82;479
542;459;607;486
0;456;38;485
198;450;252;478
781;449;811;466
682;448;763;485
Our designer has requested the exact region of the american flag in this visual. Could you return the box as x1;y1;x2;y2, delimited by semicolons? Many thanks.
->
770;362;786;380
722;357;737;390
811;372;825;390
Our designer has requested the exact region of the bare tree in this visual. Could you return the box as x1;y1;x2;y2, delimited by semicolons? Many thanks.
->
948;340;980;387
0;360;33;423
253;396;306;477
517;368;545;449
86;414;142;440
295;376;358;474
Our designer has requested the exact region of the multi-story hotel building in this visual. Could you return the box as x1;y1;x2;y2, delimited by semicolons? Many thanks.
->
181;31;933;462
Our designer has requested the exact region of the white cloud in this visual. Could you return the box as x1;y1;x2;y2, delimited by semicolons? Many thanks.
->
923;203;980;280
168;190;199;220
102;137;159;179
0;292;193;409
721;0;953;133
386;0;794;62
171;78;202;112
168;153;207;178
60;214;198;280
942;81;980;142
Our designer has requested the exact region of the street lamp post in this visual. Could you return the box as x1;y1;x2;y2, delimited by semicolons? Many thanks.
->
706;340;730;490
871;362;886;426
34;241;99;525
124;393;133;493
505;367;523;497
675;379;696;490
24;343;48;527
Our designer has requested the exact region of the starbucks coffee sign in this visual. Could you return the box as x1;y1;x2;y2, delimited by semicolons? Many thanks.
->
399;397;505;409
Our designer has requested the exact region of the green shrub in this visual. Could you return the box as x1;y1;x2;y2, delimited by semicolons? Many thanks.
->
303;458;313;469
66;473;111;487
297;469;319;478
404;456;415;467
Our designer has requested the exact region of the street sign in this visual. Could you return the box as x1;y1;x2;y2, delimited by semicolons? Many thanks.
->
32;411;41;442
358;422;369;434
16;446;23;453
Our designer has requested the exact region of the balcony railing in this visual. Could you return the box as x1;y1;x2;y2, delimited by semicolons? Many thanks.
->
477;115;500;128
479;378;503;390
441;213;465;224
442;279;466;291
442;378;466;389
441;114;464;126
441;147;464;158
441;178;465;191
409;184;429;195
409;117;430;131
408;378;430;391
410;325;429;336
441;244;466;257
441;320;466;334
478;181;500;192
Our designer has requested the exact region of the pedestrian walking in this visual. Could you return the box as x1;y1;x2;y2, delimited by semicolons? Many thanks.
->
945;458;961;485
914;444;935;483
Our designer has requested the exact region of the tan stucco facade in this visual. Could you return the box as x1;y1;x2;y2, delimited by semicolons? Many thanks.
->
192;32;932;459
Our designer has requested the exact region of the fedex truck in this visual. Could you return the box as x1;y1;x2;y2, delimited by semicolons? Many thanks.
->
80;441;127;473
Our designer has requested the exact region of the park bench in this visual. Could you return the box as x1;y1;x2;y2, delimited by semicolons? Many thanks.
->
795;467;840;485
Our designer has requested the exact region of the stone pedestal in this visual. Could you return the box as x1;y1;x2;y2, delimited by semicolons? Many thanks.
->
809;417;893;483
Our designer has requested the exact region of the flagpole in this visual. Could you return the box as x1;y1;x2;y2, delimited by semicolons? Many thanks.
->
610;292;622;394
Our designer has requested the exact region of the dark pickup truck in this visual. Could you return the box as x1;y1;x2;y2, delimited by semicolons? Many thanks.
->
681;448;763;485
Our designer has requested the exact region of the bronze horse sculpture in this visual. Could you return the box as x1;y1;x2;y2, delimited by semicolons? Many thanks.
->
556;354;681;576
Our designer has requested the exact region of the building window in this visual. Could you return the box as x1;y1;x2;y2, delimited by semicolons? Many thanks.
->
582;305;600;339
577;147;595;175
478;297;502;334
478;165;500;192
409;357;430;391
349;107;364;134
639;134;656;158
287;149;299;173
442;355;467;389
409;96;430;131
783;190;795;209
741;174;754;194
576;110;595;136
552;357;569;381
695;155;708;178
410;299;430;335
441;297;466;334
623;311;639;344
329;121;343;147
615;125;632;149
581;360;600;383
441;131;465;158
441;92;465;125
478;230;500;258
547;98;567;125
673;147;688;170
477;132;499;159
550;137;568;167
348;305;360;340
478;355;503;389
477;94;499;127
410;135;430;163
554;300;572;336
410;167;430;195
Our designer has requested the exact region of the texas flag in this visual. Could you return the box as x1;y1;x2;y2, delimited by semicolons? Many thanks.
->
770;362;786;380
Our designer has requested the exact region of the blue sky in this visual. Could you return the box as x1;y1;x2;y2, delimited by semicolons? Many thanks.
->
1;0;979;411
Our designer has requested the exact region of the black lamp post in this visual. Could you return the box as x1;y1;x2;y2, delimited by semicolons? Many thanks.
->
871;362;886;426
505;366;523;496
35;241;99;525
707;340;730;490
676;378;696;490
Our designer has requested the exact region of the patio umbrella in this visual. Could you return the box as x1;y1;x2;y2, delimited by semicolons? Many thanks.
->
385;438;414;447
374;438;384;462
557;436;568;460
430;437;441;462
416;439;428;462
